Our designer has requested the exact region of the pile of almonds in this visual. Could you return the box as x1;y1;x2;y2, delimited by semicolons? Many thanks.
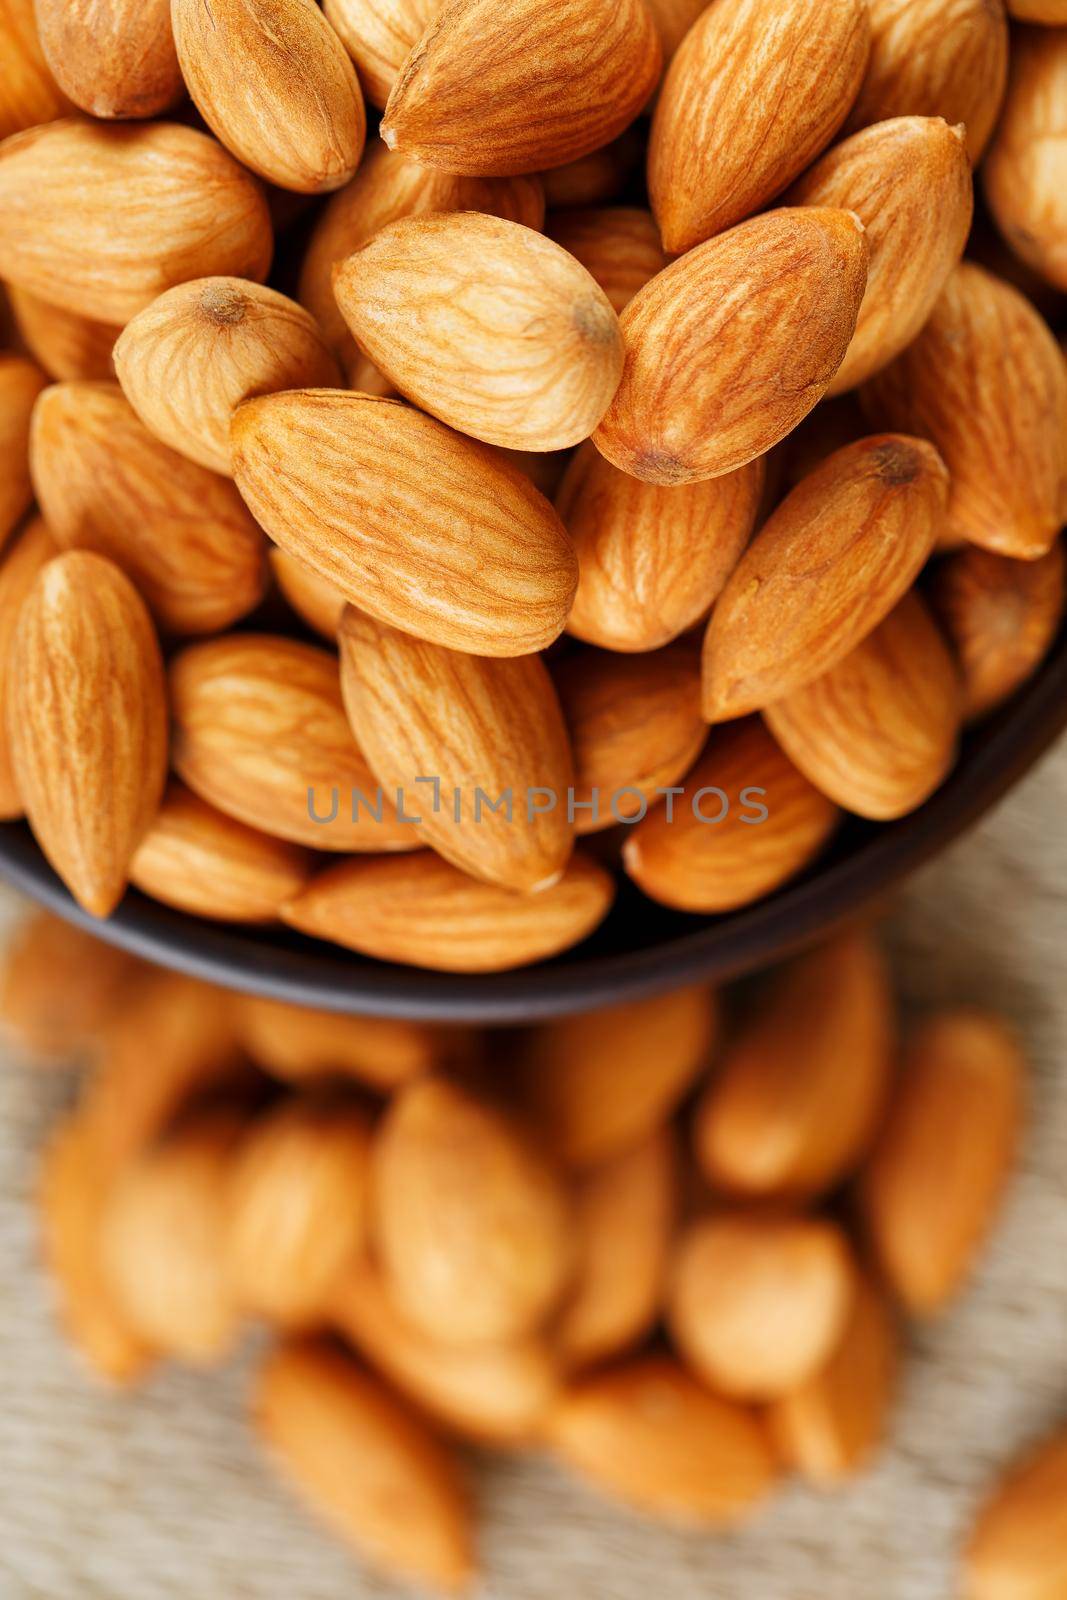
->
0;0;1065;972
4;906;1060;1595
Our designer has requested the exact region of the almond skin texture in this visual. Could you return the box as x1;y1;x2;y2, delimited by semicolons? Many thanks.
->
985;27;1067;292
644;0;711;64
694;929;893;1199
593;208;870;486
171;0;365;194
8;552;167;918
334;212;623;451
545;207;668;316
8;286;119;383
0;0;70;139
256;1339;473;1594
322;0;443;107
0;120;273;324
114;278;341;475
0;354;46;552
623;719;840;914
129;780;311;924
931;541;1067;721
965;1430;1067;1600
281;850;615;973
169;634;415;853
861;264;1067;560
702;435;948;721
380;0;662;176
786;117;973;395
553;643;706;834
558;443;763;651
764;591;962;820
231;391;578;656
845;0;1007;164
270;549;346;641
372;1075;575;1345
548;1356;777;1525
339;606;575;893
233;993;449;1091
0;906;138;1057
36;0;182;119
30;381;268;635
859;1011;1026;1314
648;0;870;253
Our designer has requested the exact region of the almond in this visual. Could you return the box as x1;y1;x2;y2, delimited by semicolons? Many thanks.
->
0;119;273;324
848;0;1007;164
964;1429;1067;1600
861;264;1067;559
768;1274;899;1483
775;393;867;493
702;435;948;720
548;1356;777;1524
30;381;268;634
381;0;661;176
764;590;962;820
8;551;167;917
553;643;706;834
169;633;415;853
622;719;840;914
35;0;182;120
0;514;58;816
859;1010;1026;1313
8;285;119;382
231;391;578;656
0;353;46;550
558;442;763;650
985;26;1067;292
0;0;71;140
256;1337;473;1593
282;850;615;972
339;607;574;892
644;0;712;66
372;1075;575;1344
513;985;717;1168
0;907;139;1058
787;117;973;394
322;0;443;107
694;930;894;1199
233;993;451;1092
540;127;642;208
544;207;668;315
270;549;346;641
931;540;1067;720
648;0;870;253
172;0;365;194
593;208;870;486
1007;0;1067;14
114;278;341;476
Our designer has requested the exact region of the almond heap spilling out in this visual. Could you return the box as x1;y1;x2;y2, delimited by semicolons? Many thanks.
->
0;0;1064;972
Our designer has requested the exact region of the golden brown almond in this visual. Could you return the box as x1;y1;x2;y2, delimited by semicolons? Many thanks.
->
861;264;1067;559
169;633;415;853
694;929;893;1198
233;993;451;1091
553;643;706;835
335;213;623;451
270;549;346;641
1007;0;1067;14
668;1214;856;1402
540;127;643;209
764;590;962;820
0;353;46;551
623;719;840;914
931;540;1067;721
702;435;948;720
768;1274;899;1483
114;278;340;475
323;0;444;107
373;1075;575;1344
232;391;578;656
985;27;1067;292
30;381;267;634
8;285;119;383
644;0;712;65
381;0;661;176
339;606;574;892
649;0;870;253
256;1337;474;1592
514;985;717;1168
556;1128;677;1371
0;119;272;324
0;907;139;1059
593;208;870;486
35;0;182;120
0;0;71;140
786;117;973;394
545;207;668;316
548;1356;778;1524
558;442;762;650
172;0;365;194
331;1259;559;1445
0;515;58;817
859;1010;1026;1314
8;552;167;917
964;1429;1067;1600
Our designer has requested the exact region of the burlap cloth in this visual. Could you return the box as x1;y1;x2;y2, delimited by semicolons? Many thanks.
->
2;741;1067;1600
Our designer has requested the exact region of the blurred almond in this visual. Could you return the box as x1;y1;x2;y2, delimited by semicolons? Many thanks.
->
0;515;58;817
1006;0;1067;14
985;26;1067;291
323;0;443;107
36;0;182;120
0;353;46;550
233;994;450;1092
545;207;668;315
8;285;119;382
644;0;711;65
540;127;642;208
0;0;71;139
964;1428;1067;1600
593;208;869;485
0;907;138;1059
270;549;346;641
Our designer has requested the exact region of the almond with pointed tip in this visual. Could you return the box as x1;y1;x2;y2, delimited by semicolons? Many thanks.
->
8;286;120;383
0;0;71;140
270;549;346;642
985;26;1067;292
0;120;273;323
545;207;668;316
0;517;65;813
593;208;870;486
0;354;46;551
323;0;443;107
36;0;182;119
965;1428;1067;1600
231;391;578;656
